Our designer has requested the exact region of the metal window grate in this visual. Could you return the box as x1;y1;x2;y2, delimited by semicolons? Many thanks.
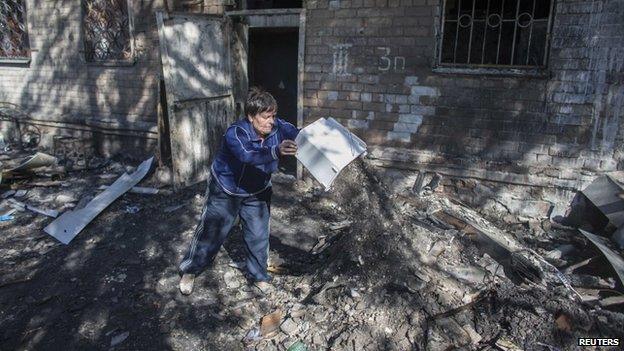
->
0;0;29;59
439;0;553;67
83;0;132;62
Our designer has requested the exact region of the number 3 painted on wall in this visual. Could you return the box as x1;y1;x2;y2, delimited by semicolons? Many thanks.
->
378;47;392;71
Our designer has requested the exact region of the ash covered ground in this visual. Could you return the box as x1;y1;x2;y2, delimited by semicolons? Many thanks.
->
1;150;623;350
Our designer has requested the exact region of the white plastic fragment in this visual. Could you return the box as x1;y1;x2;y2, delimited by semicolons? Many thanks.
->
295;117;367;190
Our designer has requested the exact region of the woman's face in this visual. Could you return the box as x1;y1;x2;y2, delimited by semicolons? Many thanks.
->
248;109;276;137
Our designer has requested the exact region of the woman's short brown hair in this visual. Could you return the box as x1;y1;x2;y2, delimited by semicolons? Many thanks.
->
245;87;277;117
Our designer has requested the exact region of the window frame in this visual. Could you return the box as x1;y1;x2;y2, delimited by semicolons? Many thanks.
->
0;0;31;64
81;0;136;66
433;0;556;76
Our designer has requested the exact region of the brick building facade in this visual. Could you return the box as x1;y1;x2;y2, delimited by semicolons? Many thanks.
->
0;0;623;217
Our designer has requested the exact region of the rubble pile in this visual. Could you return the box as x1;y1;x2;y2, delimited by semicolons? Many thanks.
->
246;159;624;350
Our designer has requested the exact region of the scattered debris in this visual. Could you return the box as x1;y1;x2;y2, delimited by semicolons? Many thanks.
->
98;185;159;195
242;328;262;344
581;175;624;228
260;310;283;338
44;157;154;244
545;244;575;260
110;331;130;347
579;229;624;287
125;206;140;214
1;190;16;199
328;220;352;231
13;189;27;198
9;152;58;173
495;337;523;351
461;323;482;345
0;214;14;222
286;340;308;351
280;318;299;335
8;198;59;218
555;313;572;332
599;295;624;307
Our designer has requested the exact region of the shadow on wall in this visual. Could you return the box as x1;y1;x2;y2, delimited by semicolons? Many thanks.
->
0;0;162;160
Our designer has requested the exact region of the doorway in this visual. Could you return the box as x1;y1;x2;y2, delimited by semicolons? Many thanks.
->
248;27;299;175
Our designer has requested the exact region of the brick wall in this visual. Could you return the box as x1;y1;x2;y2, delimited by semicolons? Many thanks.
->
0;0;166;155
302;0;624;190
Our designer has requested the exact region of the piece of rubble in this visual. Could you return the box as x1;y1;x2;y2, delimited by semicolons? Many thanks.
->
545;244;576;260
575;288;602;303
555;313;572;332
98;185;159;194
599;296;624;307
260;310;283;338
568;274;615;289
328;220;352;231
14;189;27;198
581;175;624;229
461;323;482;345
286;340;308;351
223;270;240;289
8;198;59;218
110;331;130;346
349;288;361;298
1;190;16;199
280;318;299;335
0;214;14;222
564;256;600;274
44;157;153;244
125;205;140;214
495;337;523;351
579;229;624;287
242;327;262;343
9;152;58;172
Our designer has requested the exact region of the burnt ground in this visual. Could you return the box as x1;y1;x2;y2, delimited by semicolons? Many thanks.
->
1;150;624;351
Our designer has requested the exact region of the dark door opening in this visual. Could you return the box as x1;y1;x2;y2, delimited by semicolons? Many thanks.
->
248;27;299;175
245;0;302;9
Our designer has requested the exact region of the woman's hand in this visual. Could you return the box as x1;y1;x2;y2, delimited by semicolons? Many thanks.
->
279;140;298;156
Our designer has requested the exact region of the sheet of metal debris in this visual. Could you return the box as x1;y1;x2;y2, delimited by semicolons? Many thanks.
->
44;157;153;244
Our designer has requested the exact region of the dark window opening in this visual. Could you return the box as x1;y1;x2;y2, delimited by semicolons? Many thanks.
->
439;0;552;67
246;0;303;9
83;0;132;62
0;0;29;59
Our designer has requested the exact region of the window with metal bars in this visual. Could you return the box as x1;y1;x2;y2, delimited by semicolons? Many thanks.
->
439;0;553;67
83;0;133;62
0;0;29;60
